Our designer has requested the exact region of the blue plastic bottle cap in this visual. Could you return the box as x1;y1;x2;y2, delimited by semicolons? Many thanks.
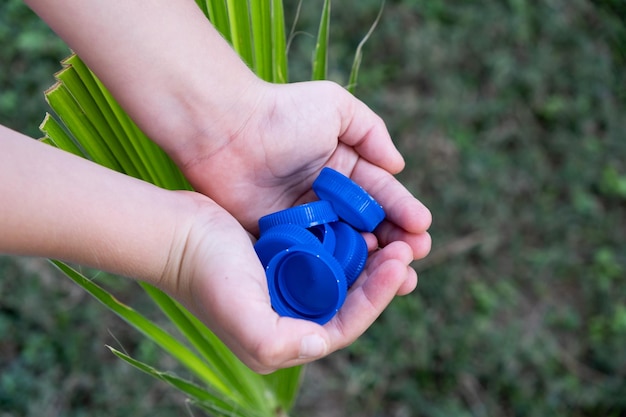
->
307;222;337;254
254;223;323;268
312;167;385;232
258;200;338;234
330;221;368;287
266;245;347;325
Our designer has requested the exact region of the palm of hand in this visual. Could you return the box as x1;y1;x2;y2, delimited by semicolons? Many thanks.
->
181;80;408;235
181;82;342;232
168;80;432;372
176;191;420;373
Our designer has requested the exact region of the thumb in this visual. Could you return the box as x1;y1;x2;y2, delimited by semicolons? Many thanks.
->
221;308;331;374
336;85;405;174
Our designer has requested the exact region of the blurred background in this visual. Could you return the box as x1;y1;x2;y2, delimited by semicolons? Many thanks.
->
1;0;625;416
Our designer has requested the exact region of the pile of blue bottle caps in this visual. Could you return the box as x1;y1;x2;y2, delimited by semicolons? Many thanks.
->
254;168;385;324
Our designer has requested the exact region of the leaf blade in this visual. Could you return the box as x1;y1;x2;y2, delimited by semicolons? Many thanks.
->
271;0;288;83
347;1;384;93
226;0;254;69
139;283;272;412
49;261;235;398
108;347;258;417
312;0;331;81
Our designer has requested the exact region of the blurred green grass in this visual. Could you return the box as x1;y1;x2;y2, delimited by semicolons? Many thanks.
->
0;257;192;417
296;1;626;416
1;0;625;416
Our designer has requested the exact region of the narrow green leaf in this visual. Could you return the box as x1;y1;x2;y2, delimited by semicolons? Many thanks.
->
39;113;86;158
39;137;54;146
206;0;232;43
312;0;331;81
347;1;384;94
65;56;145;149
285;0;303;56
44;80;122;172
250;0;272;81
226;0;255;68
55;59;142;179
194;0;209;18
49;261;234;397
66;55;191;190
108;347;257;417
139;283;271;412
262;365;304;412
46;54;191;191
271;0;288;83
62;54;154;181
177;307;274;410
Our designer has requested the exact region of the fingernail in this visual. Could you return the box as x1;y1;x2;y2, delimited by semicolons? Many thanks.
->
299;334;328;359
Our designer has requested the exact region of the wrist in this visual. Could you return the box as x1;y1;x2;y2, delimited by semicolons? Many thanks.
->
155;191;253;310
158;73;269;171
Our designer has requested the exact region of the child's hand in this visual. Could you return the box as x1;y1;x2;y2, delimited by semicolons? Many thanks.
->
157;81;432;373
174;80;432;263
161;191;419;373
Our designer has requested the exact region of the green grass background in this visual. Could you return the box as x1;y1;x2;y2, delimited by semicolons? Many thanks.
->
1;0;625;416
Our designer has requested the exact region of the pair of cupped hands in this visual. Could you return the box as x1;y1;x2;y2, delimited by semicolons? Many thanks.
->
153;80;432;374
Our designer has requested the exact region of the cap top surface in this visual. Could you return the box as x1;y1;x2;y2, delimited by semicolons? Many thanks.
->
266;245;347;325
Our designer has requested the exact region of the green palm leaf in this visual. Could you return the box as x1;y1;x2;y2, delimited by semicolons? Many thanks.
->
348;1;385;94
108;347;262;417
312;0;331;81
49;262;236;398
271;0;288;83
226;0;255;69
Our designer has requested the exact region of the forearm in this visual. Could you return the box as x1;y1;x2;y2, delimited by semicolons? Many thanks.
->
24;0;261;163
0;125;194;286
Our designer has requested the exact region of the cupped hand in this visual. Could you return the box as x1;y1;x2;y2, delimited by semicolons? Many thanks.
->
178;80;432;261
161;81;432;373
163;192;421;373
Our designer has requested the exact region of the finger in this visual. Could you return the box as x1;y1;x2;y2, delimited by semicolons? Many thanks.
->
334;84;405;174
355;240;418;295
324;241;414;349
362;238;414;272
376;222;432;260
368;240;419;295
397;266;418;295
232;242;416;371
351;160;432;235
210;293;331;373
184;234;329;373
349;236;417;292
363;232;378;252
211;243;417;372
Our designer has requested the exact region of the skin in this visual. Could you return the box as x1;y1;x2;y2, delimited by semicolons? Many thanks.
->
2;0;432;373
